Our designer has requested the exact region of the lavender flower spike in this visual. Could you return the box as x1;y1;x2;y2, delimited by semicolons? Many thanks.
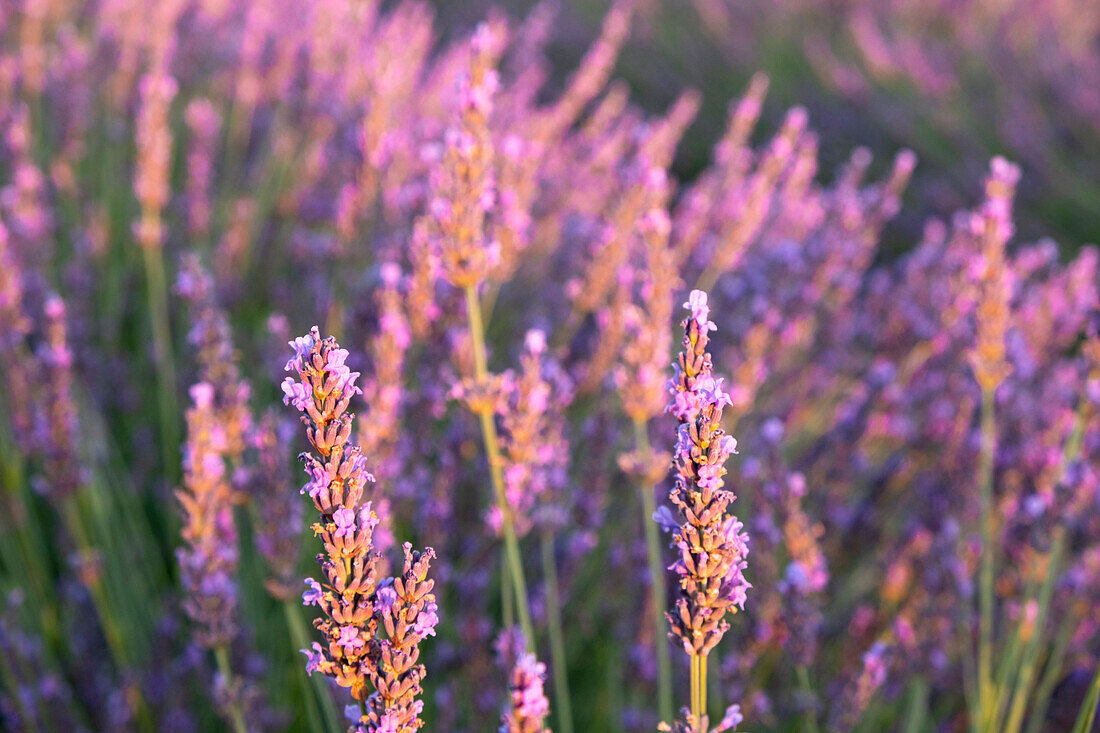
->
284;327;437;729
501;652;552;733
362;543;439;732
283;326;380;701
177;381;239;649
969;156;1020;393
661;289;749;731
665;290;750;657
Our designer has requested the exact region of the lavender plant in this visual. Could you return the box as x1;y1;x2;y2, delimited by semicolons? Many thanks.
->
0;1;1098;731
658;291;748;732
283;327;438;731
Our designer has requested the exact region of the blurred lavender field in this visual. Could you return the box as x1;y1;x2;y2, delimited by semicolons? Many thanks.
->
1;1;1099;731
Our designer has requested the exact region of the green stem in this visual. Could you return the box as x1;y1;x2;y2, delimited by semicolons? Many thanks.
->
237;108;293;281
961;593;981;731
632;418;674;723
902;677;929;733
61;497;131;669
214;646;248;733
1020;611;1073;730
141;244;179;484
1002;532;1066;733
482;280;502;326
690;653;701;722
284;600;341;733
989;578;1033;731
695;267;720;297
463;285;535;651
541;531;574;733
1023;611;1077;733
212;97;250;240
1070;663;1100;733
609;647;625;733
502;552;514;630
977;385;997;729
1000;404;1085;733
61;496;155;733
699;652;708;723
796;665;819;733
551;310;584;354
0;446;61;654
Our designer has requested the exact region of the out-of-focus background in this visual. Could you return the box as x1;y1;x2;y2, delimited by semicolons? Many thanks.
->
437;0;1100;254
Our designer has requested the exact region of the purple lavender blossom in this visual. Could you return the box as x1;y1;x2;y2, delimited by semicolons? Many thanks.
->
177;381;239;650
663;290;751;658
284;328;437;729
501;652;551;733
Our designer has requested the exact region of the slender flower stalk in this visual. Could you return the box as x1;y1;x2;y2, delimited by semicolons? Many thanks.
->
173;273;259;723
616;185;678;724
540;530;572;733
423;24;535;650
627;417;674;723
133;2;183;483
660;290;749;732
778;471;827;733
283;328;438;730
1071;666;1100;733
463;285;536;651
968;157;1019;729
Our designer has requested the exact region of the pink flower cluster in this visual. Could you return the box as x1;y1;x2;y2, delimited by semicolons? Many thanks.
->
284;328;438;730
665;290;751;656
